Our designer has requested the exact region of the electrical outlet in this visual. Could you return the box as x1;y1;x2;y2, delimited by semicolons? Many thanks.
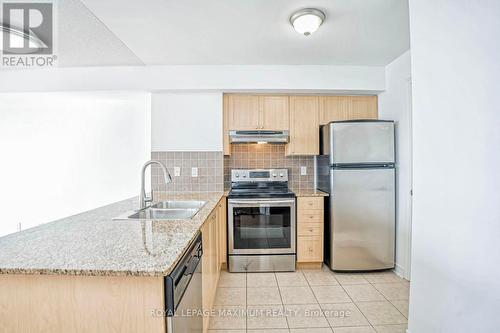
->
174;167;181;177
191;167;198;177
301;166;307;176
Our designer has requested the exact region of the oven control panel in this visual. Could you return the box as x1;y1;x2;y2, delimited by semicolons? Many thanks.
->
231;169;288;182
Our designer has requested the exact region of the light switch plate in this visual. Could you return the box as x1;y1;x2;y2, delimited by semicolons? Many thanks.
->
174;167;181;177
191;167;198;177
301;166;307;176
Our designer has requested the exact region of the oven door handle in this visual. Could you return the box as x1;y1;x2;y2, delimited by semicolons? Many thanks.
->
229;199;295;206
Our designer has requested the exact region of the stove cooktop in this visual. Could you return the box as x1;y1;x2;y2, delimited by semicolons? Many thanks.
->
228;189;296;199
228;169;295;199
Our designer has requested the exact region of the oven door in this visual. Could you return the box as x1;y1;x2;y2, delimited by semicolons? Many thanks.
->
228;198;296;255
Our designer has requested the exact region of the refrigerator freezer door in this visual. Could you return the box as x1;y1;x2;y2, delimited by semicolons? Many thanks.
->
327;121;395;165
329;167;395;271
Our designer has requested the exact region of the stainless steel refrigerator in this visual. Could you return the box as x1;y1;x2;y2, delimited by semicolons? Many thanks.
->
317;120;395;271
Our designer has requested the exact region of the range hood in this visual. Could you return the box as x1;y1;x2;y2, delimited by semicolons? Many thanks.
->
229;130;289;144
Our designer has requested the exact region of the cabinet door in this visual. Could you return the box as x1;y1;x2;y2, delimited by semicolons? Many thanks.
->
287;96;319;155
209;212;218;291
259;96;289;130
201;218;212;332
297;235;323;262
228;95;260;130
319;96;378;124
349;96;378;120
218;199;227;265
319;96;351;124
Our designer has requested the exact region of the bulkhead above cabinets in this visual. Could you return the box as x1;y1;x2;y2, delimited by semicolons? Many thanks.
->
222;94;378;156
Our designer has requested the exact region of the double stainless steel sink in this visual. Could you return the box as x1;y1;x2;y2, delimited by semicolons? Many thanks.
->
115;200;207;221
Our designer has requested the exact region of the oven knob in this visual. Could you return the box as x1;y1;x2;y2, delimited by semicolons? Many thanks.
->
279;173;284;177
242;174;247;178
235;173;239;178
272;173;277;178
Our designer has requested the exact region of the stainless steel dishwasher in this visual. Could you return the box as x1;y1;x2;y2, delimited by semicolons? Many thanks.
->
165;231;203;333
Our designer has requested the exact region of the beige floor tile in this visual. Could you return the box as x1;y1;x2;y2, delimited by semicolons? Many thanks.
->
362;272;403;284
311;285;351;304
284;303;330;328
322;264;337;272
389;300;409;318
334;273;370;285
247;304;288;329
372;283;409;301
276;271;308;287
208;330;246;333
303;271;339;286
280;286;317;304
333;326;376;333
373;324;408;333
218;271;246;288
320;302;369;327
291;328;333;333
343;284;386;302
208;305;247;330
247;287;282;305
247;328;290;333
356;301;407;326
214;287;246;306
247;272;278;288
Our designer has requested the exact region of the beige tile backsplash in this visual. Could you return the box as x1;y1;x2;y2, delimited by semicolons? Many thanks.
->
151;145;315;193
151;151;224;193
224;144;315;190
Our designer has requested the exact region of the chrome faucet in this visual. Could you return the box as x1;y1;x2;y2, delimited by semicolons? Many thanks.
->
140;160;172;209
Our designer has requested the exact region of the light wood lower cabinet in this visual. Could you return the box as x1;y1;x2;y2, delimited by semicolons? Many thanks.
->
297;197;324;265
201;197;226;332
0;274;165;333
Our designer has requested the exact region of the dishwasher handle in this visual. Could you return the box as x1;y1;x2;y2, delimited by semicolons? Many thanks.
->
184;255;200;276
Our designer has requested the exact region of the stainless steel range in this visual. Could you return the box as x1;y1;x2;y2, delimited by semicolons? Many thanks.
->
227;169;296;272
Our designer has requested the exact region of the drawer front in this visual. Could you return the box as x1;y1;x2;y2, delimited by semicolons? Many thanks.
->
297;235;323;262
297;197;323;210
298;211;324;224
298;223;323;236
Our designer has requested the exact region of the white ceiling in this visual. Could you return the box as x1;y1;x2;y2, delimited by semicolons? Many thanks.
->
57;0;143;67
75;0;410;66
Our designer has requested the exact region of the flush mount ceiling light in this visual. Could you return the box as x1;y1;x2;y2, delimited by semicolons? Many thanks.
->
290;8;326;36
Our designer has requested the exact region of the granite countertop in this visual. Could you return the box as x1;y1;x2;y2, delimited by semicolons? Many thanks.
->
291;188;329;197
0;192;224;277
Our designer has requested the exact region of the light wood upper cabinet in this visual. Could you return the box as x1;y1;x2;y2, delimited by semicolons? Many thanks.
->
319;96;378;125
259;96;289;130
319;96;351;124
350;96;378;120
227;94;289;131
227;95;260;130
287;96;319;156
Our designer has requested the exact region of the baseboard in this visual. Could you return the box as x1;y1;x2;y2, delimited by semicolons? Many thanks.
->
297;262;322;270
393;263;408;280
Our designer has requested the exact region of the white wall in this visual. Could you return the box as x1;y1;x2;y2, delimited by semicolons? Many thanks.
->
408;1;500;332
0;65;385;93
378;50;412;279
151;92;222;151
0;92;151;237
